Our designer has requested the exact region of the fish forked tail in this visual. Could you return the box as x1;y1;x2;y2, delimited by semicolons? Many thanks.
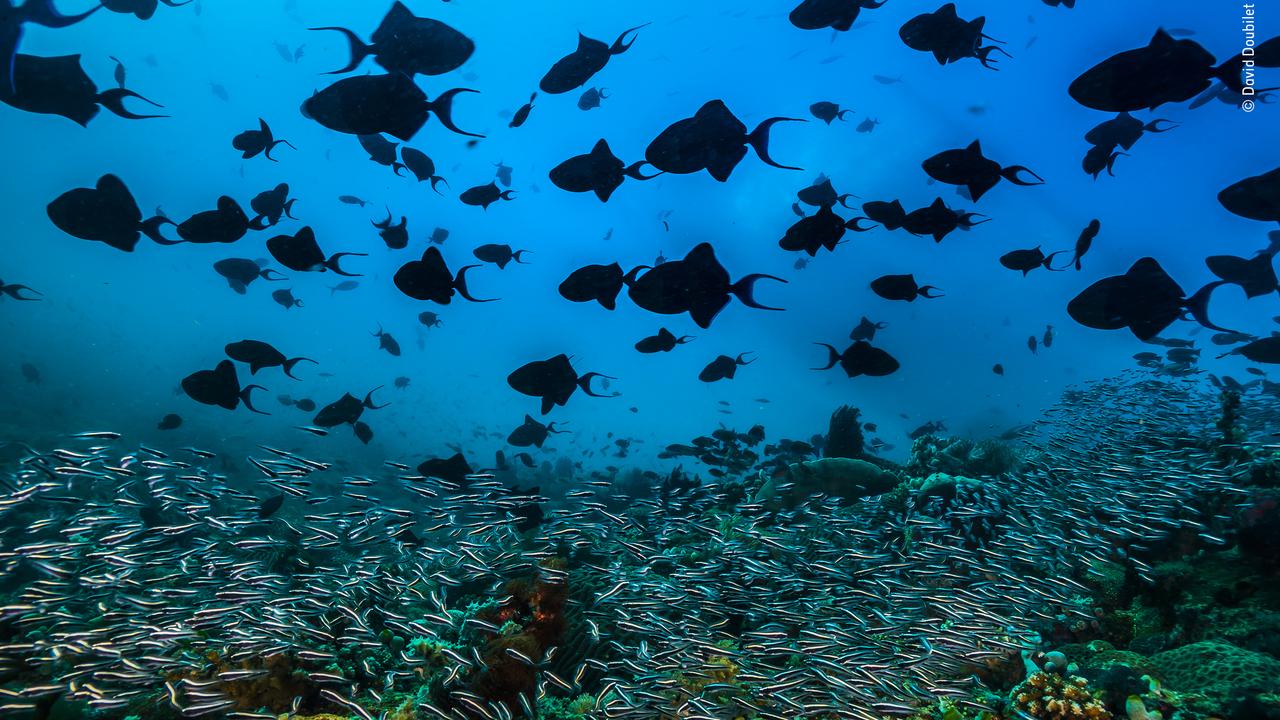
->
454;264;499;302
310;26;373;74
429;88;485;138
976;44;1011;70
1144;119;1178;133
97;88;167;120
1041;250;1068;271
282;357;317;380
21;0;101;28
845;217;881;232
609;23;651;55
577;372;618;397
240;385;269;415
140;216;183;244
427;175;447;194
748;117;805;171
259;268;287;282
0;283;41;300
264;138;296;161
811;343;841;371
547;421;570;435
734;352;755;366
624;161;662;180
1000;165;1044;186
917;285;945;299
1183;280;1240;335
323;252;365;276
730;273;787;311
363;386;389;409
512;250;532;264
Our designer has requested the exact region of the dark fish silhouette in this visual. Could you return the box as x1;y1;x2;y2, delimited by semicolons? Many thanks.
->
314;387;386;443
225;339;315;379
1069;30;1242;112
1085;112;1176;151
1218;166;1280;223
357;133;404;174
851;199;907;231
232;118;294;160
1220;336;1280;364
1;1;101;94
626;242;786;328
459;181;515;209
302;74;481;140
417;452;472;486
338;195;368;207
1069;219;1100;270
267;227;364;275
899;4;1008;69
46;174;168;251
901;198;987;242
508;414;566;448
330;280;359;295
257;493;284;519
248;184;298;230
213;258;284;294
372;324;401;356
181;360;267;414
549;139;658;202
311;1;474;76
508;354;615;414
849;316;886;341
473;243;529;269
539;24;646;94
1066;257;1232;341
373;210;408;249
394;246;494;304
922;140;1042;201
635;328;692;353
1205;252;1278;298
494;161;513;188
0;276;40;300
999;247;1065;276
149;196;252;244
992;363;1004;375
813;340;899;377
577;86;607;110
797;176;855;208
789;0;885;32
101;0;190;21
401;147;445;191
272;288;302;309
779;205;859;256
157;412;182;430
809;101;852;124
559;262;630;310
510;91;535;127
856;117;879;133
870;273;943;301
698;353;753;382
1;53;164;125
645;100;803;181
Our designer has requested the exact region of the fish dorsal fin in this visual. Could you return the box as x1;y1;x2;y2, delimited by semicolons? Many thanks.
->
929;197;947;210
590;138;614;159
1149;29;1176;48
216;196;239;214
938;3;958;18
657;328;675;342
966;139;982;155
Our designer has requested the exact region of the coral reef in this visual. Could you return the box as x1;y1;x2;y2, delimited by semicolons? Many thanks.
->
1151;640;1280;708
907;434;1020;478
754;456;898;509
1009;671;1111;719
823;404;864;458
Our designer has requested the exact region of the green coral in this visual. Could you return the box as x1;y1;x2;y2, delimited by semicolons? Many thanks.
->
536;693;596;720
1151;640;1280;711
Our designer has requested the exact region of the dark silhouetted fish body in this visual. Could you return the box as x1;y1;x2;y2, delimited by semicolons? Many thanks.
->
181;360;267;413
225;339;314;378
901;198;986;242
559;262;628;309
311;2;474;77
46;174;169;252
813;340;899;377
626;242;786;328
699;353;753;382
849;316;886;341
1;0;101;95
797;177;853;208
232;118;293;160
417;452;472;485
1070;219;1100;270
540;25;645;94
789;0;884;31
922;140;1042;201
510;91;535;127
267;227;364;275
372;325;401;356
549;139;656;202
1068;30;1220;111
272;288;302;309
249;183;297;230
899;4;1006;69
357;133;404;173
999;247;1065;276
508;414;565;448
214;258;284;294
779;205;858;256
507;353;614;414
394;246;494;304
473;243;528;269
302;74;481;141
808;101;851;124
1;53;163;125
635;328;691;353
1218;166;1280;222
459;181;514;209
1205;252;1279;298
645;100;803;181
373;211;408;249
870;273;942;301
401;147;445;190
577;86;607;110
1067;257;1233;341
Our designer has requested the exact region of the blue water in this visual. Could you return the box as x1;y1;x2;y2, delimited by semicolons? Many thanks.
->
3;0;1276;467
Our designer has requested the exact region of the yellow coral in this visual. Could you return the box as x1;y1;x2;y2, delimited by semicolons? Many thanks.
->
1010;672;1112;720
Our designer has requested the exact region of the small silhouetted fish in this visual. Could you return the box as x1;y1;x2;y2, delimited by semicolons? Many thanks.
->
992;363;1004;375
1069;219;1100;270
394;376;411;389
1027;335;1038;354
314;387;386;442
508;414;566;448
635;328;692;353
157;413;182;430
1212;331;1257;346
272;289;302;309
257;493;284;519
457;181;514;211
922;140;1043;201
210;83;229;101
849;316;887;341
232;118;294;160
2;53;165;126
372;325;401;356
473;243;529;269
577;86;608;110
338;195;368;207
493;161;514;188
417;453;473;485
152;196;252;245
855;117;879;133
645;100;803;181
330;280;359;295
295;398;316;412
401;148;445;191
627;243;785;328
20;362;40;383
1000;247;1065;276
510;92;536;127
508;354;616;414
226;339;315;379
182;360;267;414
872;74;902;84
699;353;753;382
559;262;629;310
812;341;898;377
870;274;942;301
373;211;409;249
549;138;658;202
107;55;125;88
789;0;882;32
540;24;646;94
418;311;442;328
809;101;852;125
394;247;495;304
311;2;474;76
1043;324;1054;348
214;258;285;294
46;174;169;252
358;133;404;174
901;198;987;242
899;4;1008;69
428;227;449;245
267;227;365;275
248;183;298;230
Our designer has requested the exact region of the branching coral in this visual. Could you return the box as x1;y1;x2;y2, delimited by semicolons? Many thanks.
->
1010;671;1112;719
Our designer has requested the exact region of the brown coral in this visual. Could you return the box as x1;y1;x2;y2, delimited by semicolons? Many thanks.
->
1010;671;1112;720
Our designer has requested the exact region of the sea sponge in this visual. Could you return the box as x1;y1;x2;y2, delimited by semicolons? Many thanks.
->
1009;671;1113;719
1150;640;1280;705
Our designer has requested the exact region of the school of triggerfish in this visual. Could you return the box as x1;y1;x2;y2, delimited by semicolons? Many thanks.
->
3;0;1280;719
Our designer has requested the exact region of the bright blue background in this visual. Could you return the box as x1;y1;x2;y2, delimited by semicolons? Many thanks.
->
2;0;1276;470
